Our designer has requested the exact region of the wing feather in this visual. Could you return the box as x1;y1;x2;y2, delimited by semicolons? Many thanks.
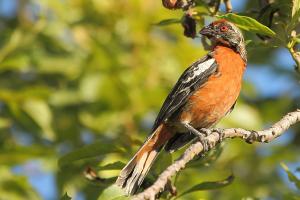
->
152;55;218;131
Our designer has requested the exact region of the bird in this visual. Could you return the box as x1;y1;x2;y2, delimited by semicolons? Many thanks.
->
116;19;247;195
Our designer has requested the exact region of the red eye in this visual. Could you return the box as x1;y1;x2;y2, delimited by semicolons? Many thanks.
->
220;26;229;32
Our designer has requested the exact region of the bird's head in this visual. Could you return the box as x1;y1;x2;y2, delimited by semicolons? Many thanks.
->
200;19;246;61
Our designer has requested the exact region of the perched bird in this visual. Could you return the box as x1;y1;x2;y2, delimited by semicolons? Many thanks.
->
116;19;247;195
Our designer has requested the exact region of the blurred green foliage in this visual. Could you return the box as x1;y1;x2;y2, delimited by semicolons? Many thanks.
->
0;0;299;200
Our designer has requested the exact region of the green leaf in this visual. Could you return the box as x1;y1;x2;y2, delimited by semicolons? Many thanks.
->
290;0;300;31
0;118;11;129
281;163;300;190
60;193;72;200
0;166;40;200
97;161;125;171
0;145;54;165
0;29;23;63
79;111;122;133
218;13;276;37
58;141;124;168
0;55;30;72
97;184;129;200
186;144;223;169
152;153;172;176
155;18;182;26
292;0;300;17
79;73;103;102
22;98;55;140
294;37;300;44
177;175;234;198
49;89;81;107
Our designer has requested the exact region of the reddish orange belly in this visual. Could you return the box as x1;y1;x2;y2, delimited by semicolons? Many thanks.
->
178;46;246;128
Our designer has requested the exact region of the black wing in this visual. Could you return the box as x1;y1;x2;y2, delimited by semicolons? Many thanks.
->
152;55;218;131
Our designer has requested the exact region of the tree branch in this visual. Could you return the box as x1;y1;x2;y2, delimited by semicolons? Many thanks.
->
132;109;300;200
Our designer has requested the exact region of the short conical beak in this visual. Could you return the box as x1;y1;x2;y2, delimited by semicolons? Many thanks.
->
199;25;214;37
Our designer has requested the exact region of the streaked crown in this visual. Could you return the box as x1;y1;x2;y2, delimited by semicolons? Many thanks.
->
200;19;247;62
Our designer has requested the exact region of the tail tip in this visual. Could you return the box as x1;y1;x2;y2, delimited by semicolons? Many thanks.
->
115;177;136;196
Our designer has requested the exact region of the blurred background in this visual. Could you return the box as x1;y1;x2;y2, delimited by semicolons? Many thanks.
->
0;0;299;199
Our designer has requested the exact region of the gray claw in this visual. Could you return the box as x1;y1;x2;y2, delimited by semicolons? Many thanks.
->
212;128;225;142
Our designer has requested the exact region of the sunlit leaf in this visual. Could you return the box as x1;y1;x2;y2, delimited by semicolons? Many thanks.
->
79;111;122;133
292;0;300;17
58;141;124;168
281;163;300;190
97;161;125;171
290;0;300;31
218;13;276;37
0;118;11;129
177;175;234;198
294;37;300;44
155;18;182;26
79;73;102;102
0;166;40;200
60;193;72;200
0;29;23;63
36;56;82;79
0;145;54;165
0;55;30;72
97;184;129;200
22;98;55;140
49;90;81;107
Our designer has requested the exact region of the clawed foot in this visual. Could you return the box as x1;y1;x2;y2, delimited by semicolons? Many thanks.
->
198;128;212;136
182;124;211;152
200;136;210;152
211;128;225;142
193;130;210;152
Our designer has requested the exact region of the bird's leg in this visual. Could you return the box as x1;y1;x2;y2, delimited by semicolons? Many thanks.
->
182;123;210;152
198;128;213;136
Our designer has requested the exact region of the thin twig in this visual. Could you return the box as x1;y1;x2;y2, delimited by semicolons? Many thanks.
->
288;31;300;73
288;43;300;73
132;109;300;200
223;0;232;13
289;47;300;72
